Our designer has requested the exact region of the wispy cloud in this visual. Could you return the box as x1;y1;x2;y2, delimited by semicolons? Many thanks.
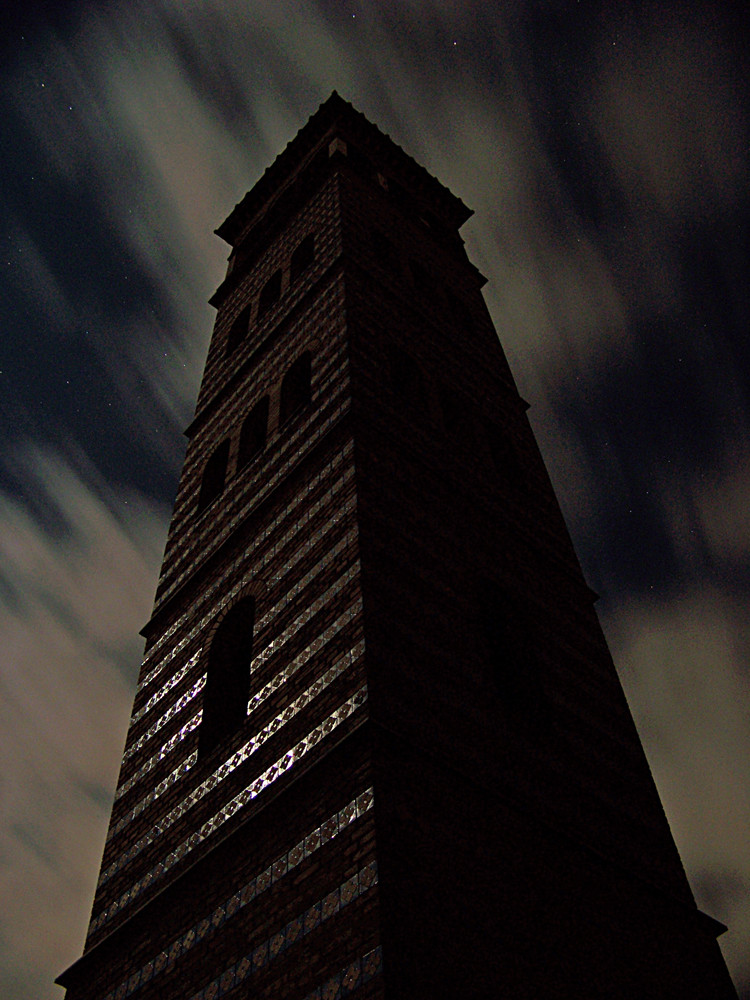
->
607;589;750;989
0;445;165;998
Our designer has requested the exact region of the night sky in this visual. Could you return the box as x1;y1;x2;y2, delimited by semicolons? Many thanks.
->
1;3;748;997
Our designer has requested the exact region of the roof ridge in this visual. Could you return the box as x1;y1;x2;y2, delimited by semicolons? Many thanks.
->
215;92;470;245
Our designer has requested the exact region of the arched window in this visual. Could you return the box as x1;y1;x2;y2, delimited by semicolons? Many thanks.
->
279;353;312;425
290;234;315;284
257;270;282;319
199;597;255;759
197;439;230;514
238;396;269;469
226;304;251;355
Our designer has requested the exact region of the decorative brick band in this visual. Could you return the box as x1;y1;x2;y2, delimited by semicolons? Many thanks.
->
125;501;357;766
135;442;353;696
100;788;374;1000
90;684;368;935
108;626;364;843
186;861;379;1000
159;354;349;602
301;946;383;1000
115;536;359;811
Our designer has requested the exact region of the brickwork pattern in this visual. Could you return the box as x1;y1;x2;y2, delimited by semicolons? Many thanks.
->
195;170;343;413
330;160;694;907
68;146;376;1000
158;307;349;602
100;789;375;1000
60;96;738;1000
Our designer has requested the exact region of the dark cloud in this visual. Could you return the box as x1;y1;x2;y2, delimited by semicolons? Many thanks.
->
0;2;748;997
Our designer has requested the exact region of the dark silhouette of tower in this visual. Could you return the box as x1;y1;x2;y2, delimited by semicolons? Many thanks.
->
57;94;737;1000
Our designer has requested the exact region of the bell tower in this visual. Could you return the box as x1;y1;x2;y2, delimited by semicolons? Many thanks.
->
58;93;737;1000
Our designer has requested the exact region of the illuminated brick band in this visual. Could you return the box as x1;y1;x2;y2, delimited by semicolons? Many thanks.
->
118;532;359;825
99;788;374;997
122;546;359;768
161;336;346;574
250;557;360;675
136;466;354;710
300;947;383;1000
115;586;361;811
91;685;368;930
248;598;363;716
108;628;364;843
161;334;347;573
185;862;379;1000
255;519;358;635
123;675;205;764
160;351;349;601
115;712;202;804
102;623;364;877
129;653;200;728
135;442;353;696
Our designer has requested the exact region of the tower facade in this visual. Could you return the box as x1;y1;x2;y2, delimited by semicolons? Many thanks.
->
58;94;737;1000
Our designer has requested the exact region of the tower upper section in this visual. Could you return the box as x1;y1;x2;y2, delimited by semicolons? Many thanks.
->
197;93;473;419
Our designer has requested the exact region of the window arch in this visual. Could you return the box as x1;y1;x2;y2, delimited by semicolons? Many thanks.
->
197;439;230;514
257;270;282;319
238;396;269;469
226;304;251;355
279;352;312;425
290;234;315;284
198;596;255;759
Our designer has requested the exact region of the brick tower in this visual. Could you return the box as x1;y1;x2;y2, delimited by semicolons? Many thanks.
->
57;93;737;1000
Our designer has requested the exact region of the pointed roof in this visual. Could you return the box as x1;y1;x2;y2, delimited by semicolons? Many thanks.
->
215;91;471;246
